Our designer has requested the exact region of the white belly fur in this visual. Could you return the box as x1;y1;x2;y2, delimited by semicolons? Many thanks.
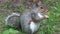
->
30;21;40;33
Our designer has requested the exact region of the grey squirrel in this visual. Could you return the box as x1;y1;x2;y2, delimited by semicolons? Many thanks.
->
5;1;49;34
5;9;48;34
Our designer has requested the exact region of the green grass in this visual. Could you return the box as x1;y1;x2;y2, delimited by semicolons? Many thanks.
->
0;0;60;34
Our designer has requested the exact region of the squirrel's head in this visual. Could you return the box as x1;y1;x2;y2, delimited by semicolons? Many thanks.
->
31;1;49;22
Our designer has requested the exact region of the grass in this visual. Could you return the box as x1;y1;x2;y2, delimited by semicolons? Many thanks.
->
0;0;60;34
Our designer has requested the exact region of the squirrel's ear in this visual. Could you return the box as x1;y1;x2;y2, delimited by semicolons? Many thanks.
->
35;1;42;7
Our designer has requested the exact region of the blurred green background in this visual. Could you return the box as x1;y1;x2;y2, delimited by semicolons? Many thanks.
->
0;0;60;34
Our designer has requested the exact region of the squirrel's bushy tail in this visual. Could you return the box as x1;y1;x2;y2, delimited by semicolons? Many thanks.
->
5;13;21;29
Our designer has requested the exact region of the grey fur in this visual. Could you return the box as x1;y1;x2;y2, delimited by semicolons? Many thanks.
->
5;13;20;28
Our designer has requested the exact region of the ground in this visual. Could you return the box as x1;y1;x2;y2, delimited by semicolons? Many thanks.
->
0;0;60;34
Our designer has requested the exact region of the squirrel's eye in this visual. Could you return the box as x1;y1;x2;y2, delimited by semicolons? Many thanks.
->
40;7;43;9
